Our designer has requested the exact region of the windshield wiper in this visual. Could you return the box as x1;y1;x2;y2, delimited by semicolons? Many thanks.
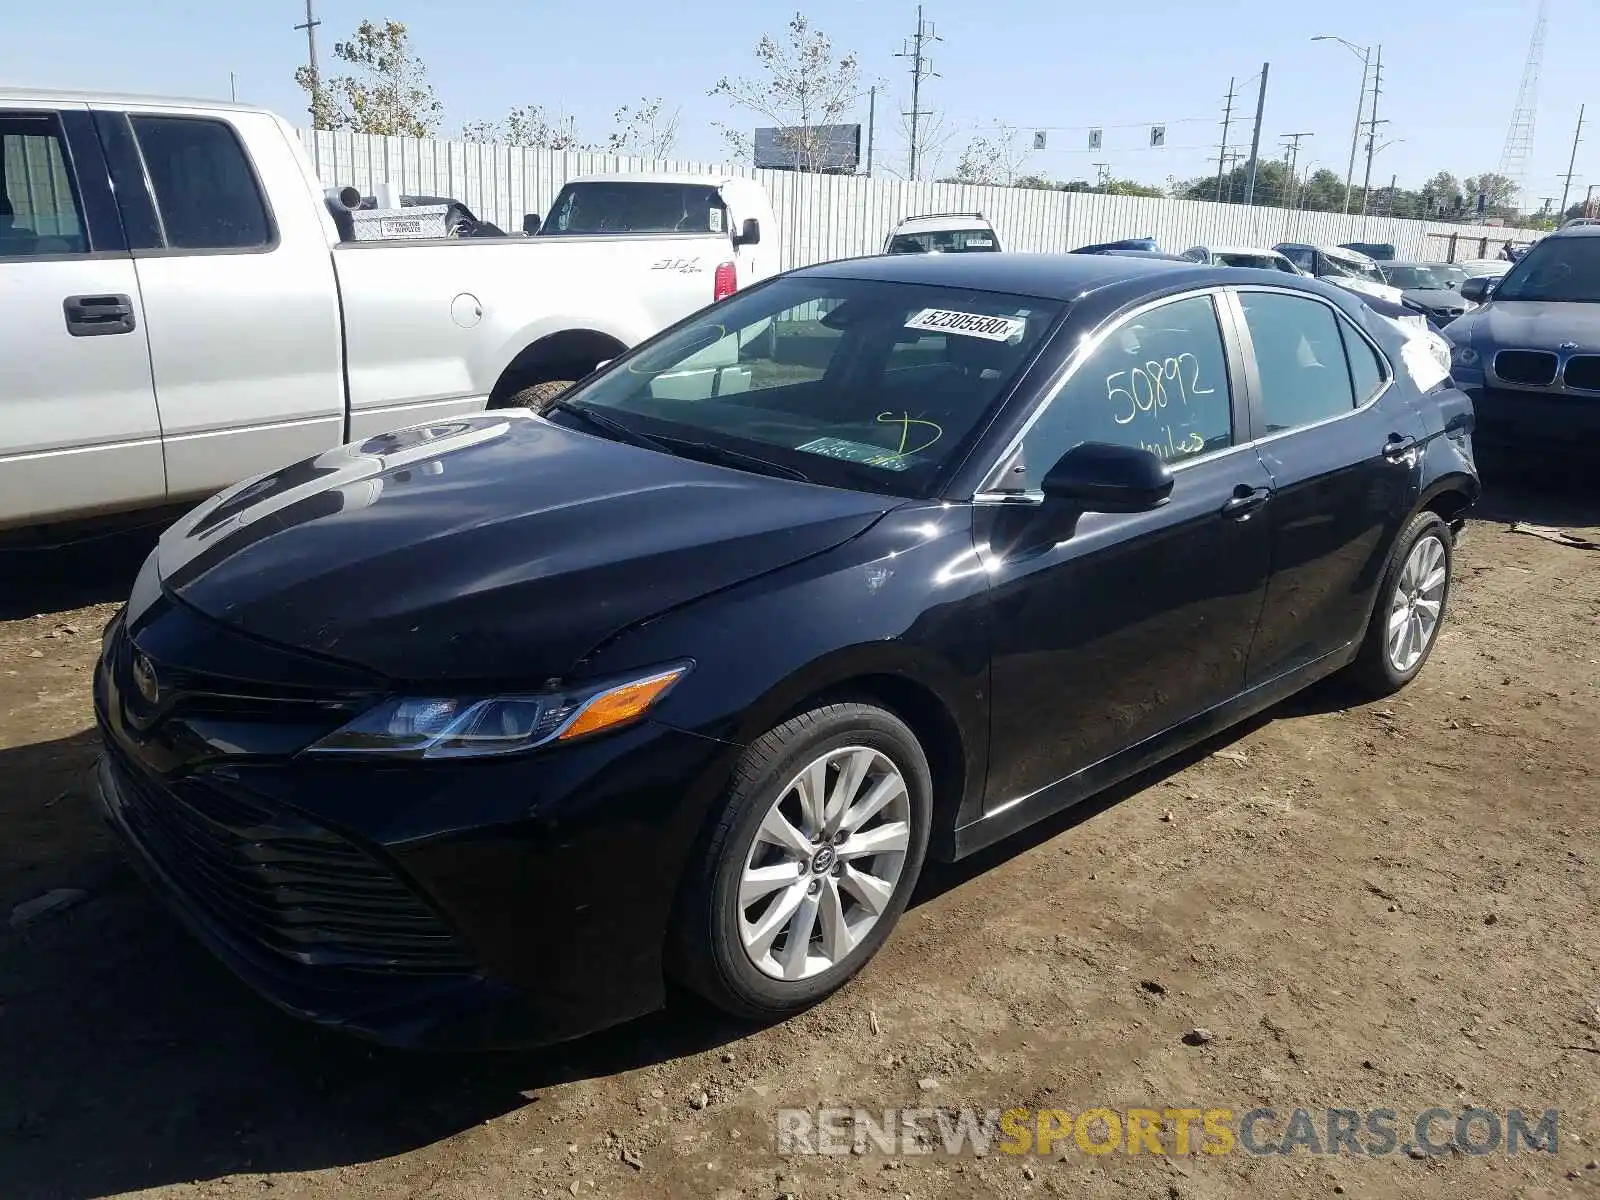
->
549;400;672;452
650;436;813;483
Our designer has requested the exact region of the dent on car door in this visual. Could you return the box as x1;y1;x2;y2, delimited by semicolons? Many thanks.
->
1230;288;1423;685
976;291;1276;816
0;107;162;530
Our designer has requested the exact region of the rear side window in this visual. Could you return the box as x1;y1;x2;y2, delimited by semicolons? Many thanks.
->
1342;323;1388;403
541;182;728;236
0;113;87;255
130;116;271;250
1238;292;1357;433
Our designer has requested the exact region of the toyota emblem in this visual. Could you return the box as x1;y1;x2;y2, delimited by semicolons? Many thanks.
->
131;652;161;706
1560;341;1579;351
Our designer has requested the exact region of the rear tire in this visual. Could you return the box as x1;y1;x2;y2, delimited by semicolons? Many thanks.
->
503;379;576;413
1347;510;1453;697
671;703;932;1022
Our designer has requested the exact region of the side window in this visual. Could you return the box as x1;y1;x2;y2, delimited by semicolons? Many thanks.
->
1238;292;1357;433
1283;248;1313;272
1016;293;1234;489
0;113;88;255
130;116;271;250
1341;319;1388;403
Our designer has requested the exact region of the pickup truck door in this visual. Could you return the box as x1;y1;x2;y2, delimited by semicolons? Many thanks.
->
0;106;163;530
96;108;345;503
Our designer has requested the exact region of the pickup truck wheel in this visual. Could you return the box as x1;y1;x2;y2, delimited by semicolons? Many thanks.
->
505;379;576;412
671;703;932;1023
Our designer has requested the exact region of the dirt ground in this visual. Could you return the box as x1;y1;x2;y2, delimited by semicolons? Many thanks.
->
1;483;1597;1200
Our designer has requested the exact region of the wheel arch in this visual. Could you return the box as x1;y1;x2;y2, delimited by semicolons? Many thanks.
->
488;327;630;406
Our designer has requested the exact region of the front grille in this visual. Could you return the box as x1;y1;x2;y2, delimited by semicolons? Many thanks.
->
1495;350;1559;387
108;746;474;975
1563;355;1600;391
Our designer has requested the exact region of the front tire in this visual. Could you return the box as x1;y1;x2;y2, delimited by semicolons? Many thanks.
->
503;379;576;413
672;704;933;1022
1347;510;1454;696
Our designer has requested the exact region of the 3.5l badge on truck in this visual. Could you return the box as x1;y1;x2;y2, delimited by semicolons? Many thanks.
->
650;257;704;274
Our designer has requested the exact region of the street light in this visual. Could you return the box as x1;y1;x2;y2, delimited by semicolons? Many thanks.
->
1312;34;1371;215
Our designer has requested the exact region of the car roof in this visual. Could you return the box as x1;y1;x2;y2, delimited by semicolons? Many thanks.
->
892;213;995;233
1206;245;1288;256
0;86;262;114
1546;223;1600;238
563;172;740;188
796;251;1219;301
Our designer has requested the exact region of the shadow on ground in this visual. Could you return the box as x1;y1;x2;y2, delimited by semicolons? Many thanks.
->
0;476;1590;1198
0;518;171;621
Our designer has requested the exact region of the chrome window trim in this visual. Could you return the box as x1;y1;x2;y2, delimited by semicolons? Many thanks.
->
976;286;1239;496
1228;284;1395;450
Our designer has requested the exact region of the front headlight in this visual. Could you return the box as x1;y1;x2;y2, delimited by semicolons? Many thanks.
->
304;663;690;759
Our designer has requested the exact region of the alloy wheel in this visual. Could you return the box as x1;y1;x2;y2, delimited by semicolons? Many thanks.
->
737;746;912;981
1387;533;1448;674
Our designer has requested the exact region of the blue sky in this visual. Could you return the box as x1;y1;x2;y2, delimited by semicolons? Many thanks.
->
7;0;1593;206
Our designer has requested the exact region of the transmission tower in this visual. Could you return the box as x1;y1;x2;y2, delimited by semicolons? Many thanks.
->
1497;0;1549;206
896;6;940;180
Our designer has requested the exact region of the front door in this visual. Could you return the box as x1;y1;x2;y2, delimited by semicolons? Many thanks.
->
979;291;1275;813
0;107;163;530
1228;287;1425;684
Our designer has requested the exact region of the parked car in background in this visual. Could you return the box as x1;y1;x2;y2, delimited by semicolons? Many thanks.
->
883;213;1001;254
1455;258;1513;281
1422;262;1472;290
1340;241;1397;261
0;92;778;534
1180;245;1303;273
1273;243;1403;305
1377;262;1478;325
1446;224;1600;469
95;251;1477;1049
1559;216;1600;230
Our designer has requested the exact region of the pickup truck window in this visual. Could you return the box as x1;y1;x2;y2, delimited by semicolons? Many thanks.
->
0;114;87;255
558;277;1061;496
130;116;272;251
540;182;729;236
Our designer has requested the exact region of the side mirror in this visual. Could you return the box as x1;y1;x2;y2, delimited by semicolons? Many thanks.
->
733;218;761;247
1042;442;1174;514
522;213;542;236
1459;277;1493;303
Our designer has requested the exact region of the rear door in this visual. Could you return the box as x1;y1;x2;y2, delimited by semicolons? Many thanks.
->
97;108;344;502
0;106;162;530
1228;287;1425;684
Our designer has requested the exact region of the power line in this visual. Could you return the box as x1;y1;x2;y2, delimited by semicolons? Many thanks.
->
896;6;940;181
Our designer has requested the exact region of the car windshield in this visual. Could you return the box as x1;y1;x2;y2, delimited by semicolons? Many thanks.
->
1216;252;1293;271
552;275;1061;496
1381;264;1447;290
887;229;999;253
1493;236;1600;303
538;182;728;235
1424;263;1469;287
1324;254;1385;284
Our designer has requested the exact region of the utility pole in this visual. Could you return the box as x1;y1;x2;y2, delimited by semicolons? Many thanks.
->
1280;131;1313;208
294;0;322;128
1588;182;1599;218
229;72;237;102
1216;77;1236;202
1559;103;1585;218
1387;172;1398;215
1360;44;1386;215
1243;63;1270;206
896;6;940;181
865;86;876;176
1092;162;1111;188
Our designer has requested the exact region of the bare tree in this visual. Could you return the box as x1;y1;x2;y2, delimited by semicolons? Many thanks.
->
882;106;957;181
952;125;1031;186
709;13;864;171
295;18;442;137
463;106;590;150
608;98;682;160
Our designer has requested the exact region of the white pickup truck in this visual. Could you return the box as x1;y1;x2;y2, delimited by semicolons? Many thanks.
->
0;89;778;533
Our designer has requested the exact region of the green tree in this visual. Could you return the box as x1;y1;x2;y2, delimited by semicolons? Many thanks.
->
295;18;442;136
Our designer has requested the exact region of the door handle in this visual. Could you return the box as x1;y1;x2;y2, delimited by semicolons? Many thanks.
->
63;294;137;337
1220;484;1272;520
1382;434;1418;462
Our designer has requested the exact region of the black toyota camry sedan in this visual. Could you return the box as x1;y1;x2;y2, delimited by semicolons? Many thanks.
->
94;253;1479;1049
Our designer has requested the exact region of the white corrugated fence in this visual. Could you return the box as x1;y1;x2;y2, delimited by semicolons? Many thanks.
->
300;129;1520;268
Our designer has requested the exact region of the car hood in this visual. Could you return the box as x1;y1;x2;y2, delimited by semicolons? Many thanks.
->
155;413;896;682
1448;300;1600;349
1400;287;1470;310
1328;277;1404;304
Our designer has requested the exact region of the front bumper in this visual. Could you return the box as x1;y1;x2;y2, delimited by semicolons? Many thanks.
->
93;604;736;1050
1465;385;1600;460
